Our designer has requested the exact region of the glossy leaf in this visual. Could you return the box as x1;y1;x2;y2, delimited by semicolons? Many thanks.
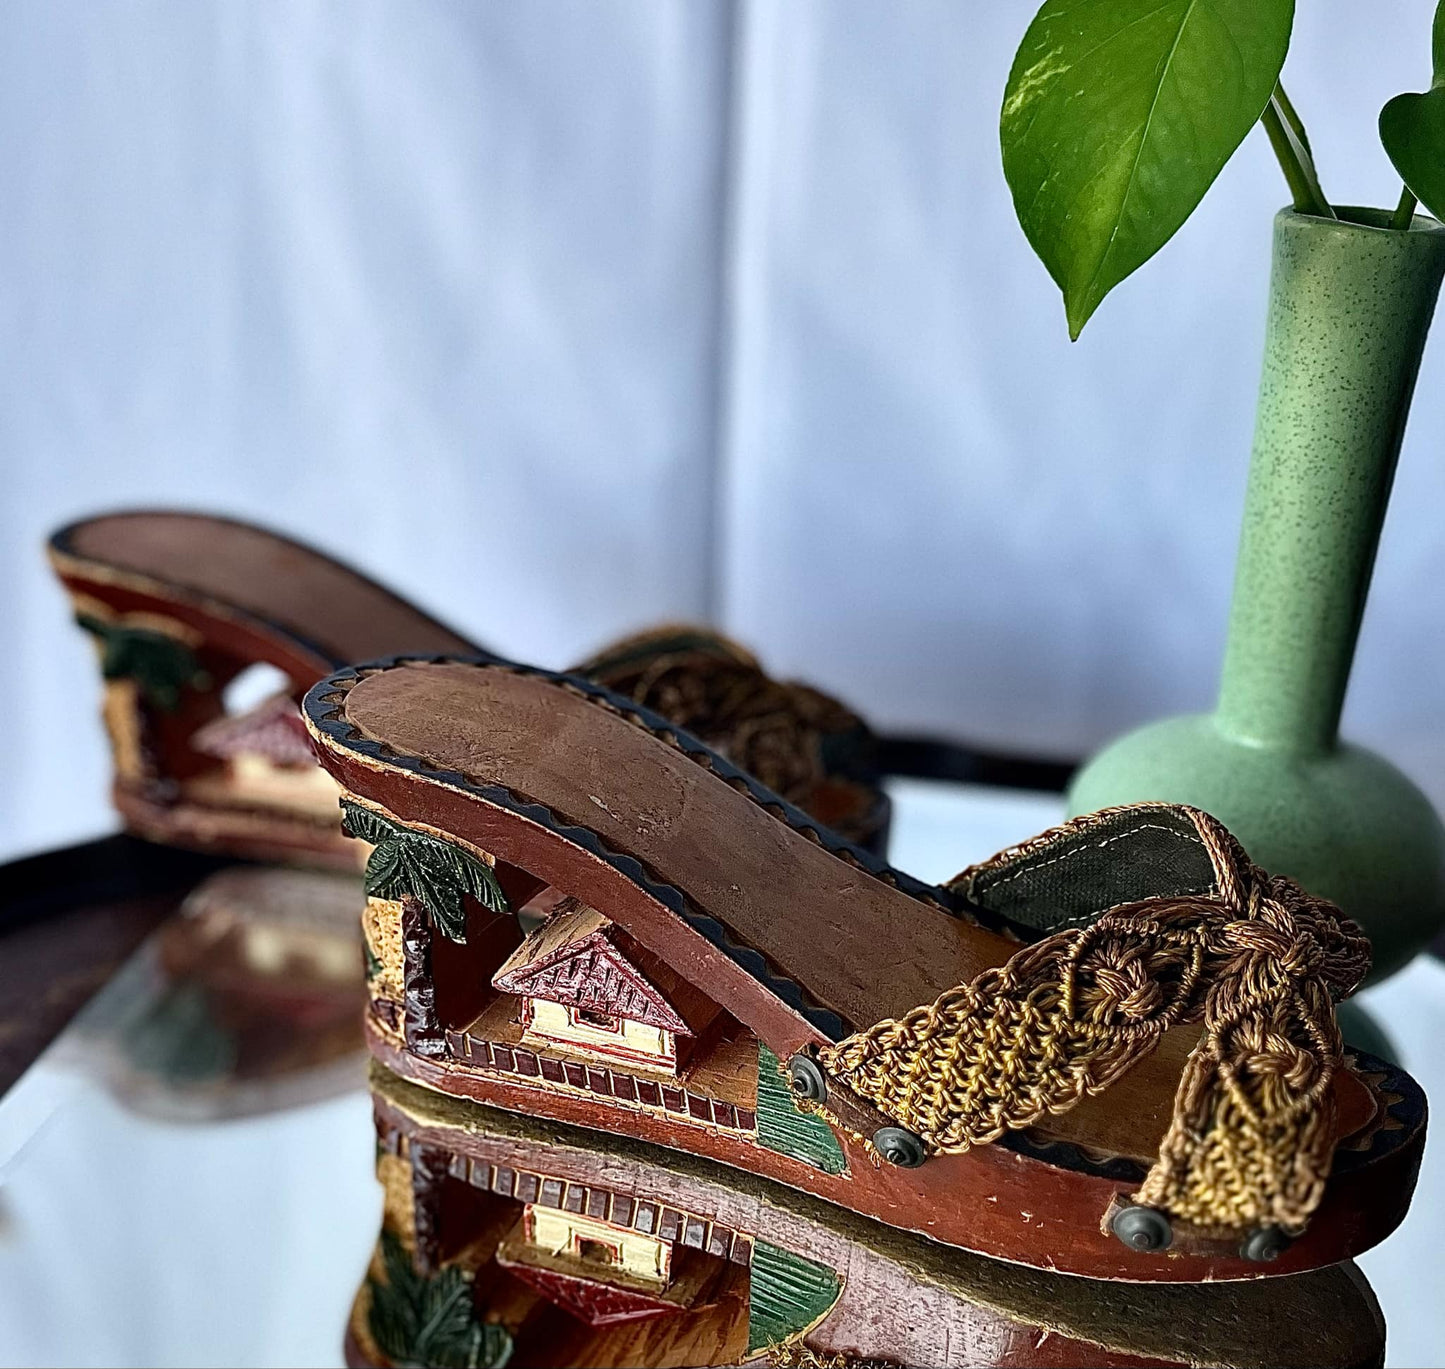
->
1002;0;1295;337
1380;0;1445;222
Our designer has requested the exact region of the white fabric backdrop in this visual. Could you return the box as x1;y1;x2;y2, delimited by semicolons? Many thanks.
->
721;0;1445;768
4;0;1445;862
0;0;732;858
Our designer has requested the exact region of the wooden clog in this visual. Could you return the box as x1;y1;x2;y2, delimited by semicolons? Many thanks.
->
50;511;887;864
304;653;1425;1283
347;1062;1387;1369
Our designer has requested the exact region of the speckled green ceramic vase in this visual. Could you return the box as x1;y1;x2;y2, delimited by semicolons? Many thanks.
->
1069;207;1445;983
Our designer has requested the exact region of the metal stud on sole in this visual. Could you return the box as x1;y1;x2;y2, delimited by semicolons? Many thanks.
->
872;1125;926;1168
1110;1205;1173;1253
787;1054;828;1103
1240;1225;1291;1263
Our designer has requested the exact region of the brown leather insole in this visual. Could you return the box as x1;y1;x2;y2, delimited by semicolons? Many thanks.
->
64;512;475;666
345;662;1010;1030
340;661;1375;1159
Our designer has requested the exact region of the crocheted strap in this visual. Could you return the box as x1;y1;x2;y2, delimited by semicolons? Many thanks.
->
816;810;1371;1237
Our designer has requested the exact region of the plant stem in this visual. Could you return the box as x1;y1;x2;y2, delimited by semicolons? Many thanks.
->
1261;87;1335;219
1391;185;1419;230
1273;83;1312;156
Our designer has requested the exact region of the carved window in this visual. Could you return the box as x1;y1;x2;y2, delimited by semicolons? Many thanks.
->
575;1236;620;1267
571;1006;621;1033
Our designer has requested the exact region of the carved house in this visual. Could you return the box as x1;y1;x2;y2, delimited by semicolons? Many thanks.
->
494;1202;693;1327
492;899;718;1076
351;809;838;1177
190;691;340;818
373;1101;762;1357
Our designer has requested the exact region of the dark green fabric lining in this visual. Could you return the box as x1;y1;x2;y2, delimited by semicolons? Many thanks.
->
961;806;1219;935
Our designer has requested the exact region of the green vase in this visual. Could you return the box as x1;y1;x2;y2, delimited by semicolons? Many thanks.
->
1068;207;1445;983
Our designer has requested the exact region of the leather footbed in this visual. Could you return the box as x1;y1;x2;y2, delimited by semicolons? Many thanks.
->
57;510;474;666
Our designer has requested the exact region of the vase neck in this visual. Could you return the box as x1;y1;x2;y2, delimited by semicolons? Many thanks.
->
1214;210;1445;755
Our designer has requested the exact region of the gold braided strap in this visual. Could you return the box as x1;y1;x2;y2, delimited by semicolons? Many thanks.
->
816;811;1370;1236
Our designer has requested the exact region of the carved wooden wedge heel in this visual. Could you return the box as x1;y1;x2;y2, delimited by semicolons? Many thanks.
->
302;652;1425;1284
350;1064;1387;1369
49;511;888;864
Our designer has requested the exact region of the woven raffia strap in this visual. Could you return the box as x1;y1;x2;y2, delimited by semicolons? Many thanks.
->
816;810;1371;1235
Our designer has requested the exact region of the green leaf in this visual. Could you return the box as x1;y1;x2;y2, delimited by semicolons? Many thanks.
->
368;1233;513;1369
746;1241;841;1355
365;838;406;895
342;800;508;943
1002;0;1295;337
1381;91;1445;221
381;1229;422;1302
121;983;237;1083
755;1044;847;1175
76;614;206;712
342;801;395;846
1379;1;1445;223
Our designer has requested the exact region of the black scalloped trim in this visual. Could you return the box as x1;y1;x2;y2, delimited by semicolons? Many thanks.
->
1330;1048;1426;1172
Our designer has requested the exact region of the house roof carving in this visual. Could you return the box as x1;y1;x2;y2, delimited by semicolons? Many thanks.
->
494;899;693;1035
192;692;315;766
